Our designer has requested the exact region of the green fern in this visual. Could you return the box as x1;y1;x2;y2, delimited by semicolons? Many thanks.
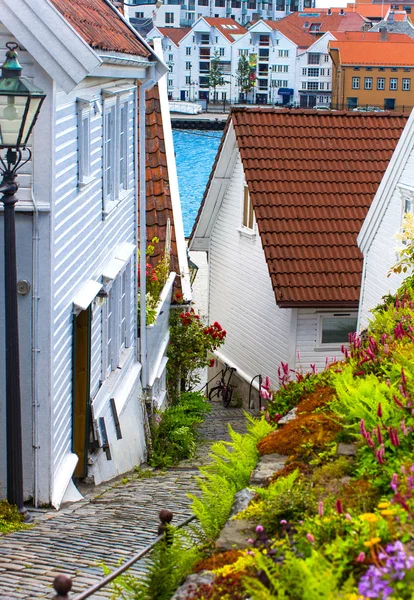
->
106;526;202;599
188;473;236;539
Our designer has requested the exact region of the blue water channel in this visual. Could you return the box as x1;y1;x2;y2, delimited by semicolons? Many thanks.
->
173;129;223;237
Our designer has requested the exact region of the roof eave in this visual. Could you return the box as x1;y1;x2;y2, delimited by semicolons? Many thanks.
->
277;299;360;309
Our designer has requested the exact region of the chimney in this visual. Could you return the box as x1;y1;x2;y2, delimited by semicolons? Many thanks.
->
379;26;388;41
327;8;332;15
339;8;345;15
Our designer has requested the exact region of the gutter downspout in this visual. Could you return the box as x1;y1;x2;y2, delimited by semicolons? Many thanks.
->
31;189;40;507
139;71;155;391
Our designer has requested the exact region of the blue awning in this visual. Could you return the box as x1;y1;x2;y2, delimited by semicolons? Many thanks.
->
278;88;294;96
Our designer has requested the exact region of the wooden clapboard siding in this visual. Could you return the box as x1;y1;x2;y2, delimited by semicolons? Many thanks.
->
51;81;137;476
209;154;293;387
359;149;414;328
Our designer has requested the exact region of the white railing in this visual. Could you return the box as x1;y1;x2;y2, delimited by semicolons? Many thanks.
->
146;272;176;388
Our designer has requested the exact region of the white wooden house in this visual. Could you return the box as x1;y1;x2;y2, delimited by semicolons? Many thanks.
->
190;108;407;402
357;109;414;329
0;0;173;509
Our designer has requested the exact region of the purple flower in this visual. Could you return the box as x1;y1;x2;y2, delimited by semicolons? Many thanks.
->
377;402;383;419
318;501;324;517
359;542;414;599
280;519;287;525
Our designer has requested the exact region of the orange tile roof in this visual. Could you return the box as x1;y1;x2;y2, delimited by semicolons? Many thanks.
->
265;19;315;47
50;0;149;57
145;85;180;290
279;10;366;34
157;27;191;45
349;4;392;18
329;39;414;64
204;18;247;42
333;30;414;41
197;108;406;307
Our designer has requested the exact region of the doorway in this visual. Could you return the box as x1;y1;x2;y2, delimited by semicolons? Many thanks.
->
72;307;92;478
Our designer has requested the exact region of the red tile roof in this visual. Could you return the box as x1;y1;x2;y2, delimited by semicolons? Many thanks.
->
230;108;407;307
278;10;366;35
265;20;315;47
204;18;247;42
157;27;191;45
329;39;414;64
50;0;150;57
145;85;180;290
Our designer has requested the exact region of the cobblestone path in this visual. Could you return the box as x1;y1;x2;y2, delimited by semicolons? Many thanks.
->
0;404;254;599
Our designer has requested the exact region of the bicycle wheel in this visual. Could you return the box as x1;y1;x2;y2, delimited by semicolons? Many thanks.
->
209;385;222;403
223;387;233;408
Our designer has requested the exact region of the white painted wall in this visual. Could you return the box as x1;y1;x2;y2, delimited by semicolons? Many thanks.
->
358;113;414;329
209;154;293;387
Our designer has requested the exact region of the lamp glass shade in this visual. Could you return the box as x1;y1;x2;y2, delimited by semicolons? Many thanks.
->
0;92;44;149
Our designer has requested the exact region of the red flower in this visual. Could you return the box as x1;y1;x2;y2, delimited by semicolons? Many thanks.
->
209;359;215;367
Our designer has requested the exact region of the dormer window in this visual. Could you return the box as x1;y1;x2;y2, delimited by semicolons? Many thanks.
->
243;184;254;230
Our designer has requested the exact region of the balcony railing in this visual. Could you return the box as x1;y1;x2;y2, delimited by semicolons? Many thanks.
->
146;272;175;389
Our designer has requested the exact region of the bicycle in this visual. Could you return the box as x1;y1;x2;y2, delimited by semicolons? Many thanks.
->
208;363;237;407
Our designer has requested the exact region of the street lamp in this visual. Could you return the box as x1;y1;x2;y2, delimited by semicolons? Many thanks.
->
0;42;46;520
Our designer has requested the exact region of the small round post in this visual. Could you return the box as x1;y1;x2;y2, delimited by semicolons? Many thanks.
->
158;509;174;546
53;575;72;599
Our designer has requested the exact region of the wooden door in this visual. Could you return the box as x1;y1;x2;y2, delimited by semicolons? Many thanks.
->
72;307;92;478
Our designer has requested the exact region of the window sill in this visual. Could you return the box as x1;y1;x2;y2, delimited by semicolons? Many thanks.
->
103;188;133;219
313;344;348;353
238;227;256;240
78;176;97;190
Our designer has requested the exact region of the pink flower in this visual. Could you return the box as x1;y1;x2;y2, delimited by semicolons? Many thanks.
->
280;519;287;525
255;525;264;533
318;501;324;517
377;403;383;419
357;552;366;563
335;499;343;514
247;538;254;544
345;513;352;521
306;533;315;543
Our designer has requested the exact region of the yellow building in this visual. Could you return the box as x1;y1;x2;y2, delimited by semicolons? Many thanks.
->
329;34;414;110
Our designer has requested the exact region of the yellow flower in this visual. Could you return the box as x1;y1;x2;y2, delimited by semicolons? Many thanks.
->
364;537;381;548
360;513;379;524
380;509;394;517
377;501;390;509
345;594;366;600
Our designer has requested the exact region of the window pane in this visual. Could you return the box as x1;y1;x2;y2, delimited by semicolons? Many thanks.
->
321;316;357;344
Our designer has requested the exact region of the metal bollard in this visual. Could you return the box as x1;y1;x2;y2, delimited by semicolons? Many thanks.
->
53;574;72;599
158;508;174;546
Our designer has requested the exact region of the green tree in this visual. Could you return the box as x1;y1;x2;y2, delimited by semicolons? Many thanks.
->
236;54;255;100
208;50;227;101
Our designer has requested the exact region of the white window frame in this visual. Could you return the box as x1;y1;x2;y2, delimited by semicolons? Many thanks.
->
316;312;358;349
377;77;385;90
77;99;95;188
390;78;398;91
352;77;360;90
102;89;134;216
186;47;191;55
364;77;373;90
242;183;254;231
402;78;411;91
102;261;132;378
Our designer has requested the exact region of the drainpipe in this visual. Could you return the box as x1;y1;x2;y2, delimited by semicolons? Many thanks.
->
31;188;40;507
139;72;155;390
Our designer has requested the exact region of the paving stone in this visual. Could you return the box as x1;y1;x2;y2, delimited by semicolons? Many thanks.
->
171;571;215;599
0;405;257;599
250;453;286;486
278;408;297;424
229;488;255;518
337;443;357;457
215;518;255;551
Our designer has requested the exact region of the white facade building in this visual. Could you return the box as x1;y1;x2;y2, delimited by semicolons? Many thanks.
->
297;32;335;107
0;0;175;509
358;110;414;329
125;0;315;30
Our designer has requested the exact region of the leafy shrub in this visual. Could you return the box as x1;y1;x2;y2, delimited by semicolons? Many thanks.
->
0;501;27;535
238;471;317;534
138;237;171;326
167;309;226;401
149;392;210;468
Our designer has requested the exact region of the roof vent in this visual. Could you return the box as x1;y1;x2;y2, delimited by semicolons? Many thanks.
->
327;8;332;15
339;8;345;15
304;20;309;27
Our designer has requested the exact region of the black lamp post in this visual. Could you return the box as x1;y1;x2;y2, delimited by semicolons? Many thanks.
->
0;42;45;519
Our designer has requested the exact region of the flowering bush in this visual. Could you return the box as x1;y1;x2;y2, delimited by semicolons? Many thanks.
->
358;541;414;599
138;237;170;325
167;308;226;401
